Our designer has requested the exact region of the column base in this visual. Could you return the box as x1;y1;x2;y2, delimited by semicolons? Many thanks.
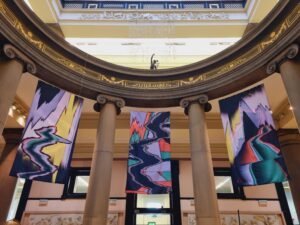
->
197;216;221;225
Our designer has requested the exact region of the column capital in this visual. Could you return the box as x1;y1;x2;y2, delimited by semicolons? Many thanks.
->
93;94;125;115
180;94;212;115
2;44;37;74
266;43;299;75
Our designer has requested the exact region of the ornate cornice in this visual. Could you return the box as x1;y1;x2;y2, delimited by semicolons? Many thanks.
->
79;11;231;21
94;94;125;115
0;0;300;106
3;44;37;74
266;44;299;75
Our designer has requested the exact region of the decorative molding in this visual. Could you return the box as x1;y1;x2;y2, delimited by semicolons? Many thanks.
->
180;95;212;114
94;94;125;115
187;213;284;225
26;213;119;225
266;44;299;74
97;94;125;109
3;44;37;74
61;0;246;10
180;95;208;108
1;0;300;107
79;12;231;21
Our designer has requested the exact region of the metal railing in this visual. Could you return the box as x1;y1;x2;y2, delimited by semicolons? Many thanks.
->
60;0;247;10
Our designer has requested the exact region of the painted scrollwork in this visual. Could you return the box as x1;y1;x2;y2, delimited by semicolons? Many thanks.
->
80;12;230;21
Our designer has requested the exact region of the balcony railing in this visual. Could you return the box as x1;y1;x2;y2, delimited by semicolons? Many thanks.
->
60;0;247;10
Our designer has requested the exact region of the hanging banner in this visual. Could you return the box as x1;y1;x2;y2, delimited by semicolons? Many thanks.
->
219;85;288;186
10;81;83;183
126;112;172;194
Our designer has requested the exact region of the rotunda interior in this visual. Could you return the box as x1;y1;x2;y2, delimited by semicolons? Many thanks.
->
0;0;300;225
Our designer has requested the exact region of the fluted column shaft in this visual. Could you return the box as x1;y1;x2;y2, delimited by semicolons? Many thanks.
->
0;128;23;224
278;129;300;221
83;95;124;225
279;60;300;131
181;96;220;225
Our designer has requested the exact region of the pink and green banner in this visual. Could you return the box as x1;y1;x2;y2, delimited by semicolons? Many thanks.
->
219;85;288;186
126;112;172;194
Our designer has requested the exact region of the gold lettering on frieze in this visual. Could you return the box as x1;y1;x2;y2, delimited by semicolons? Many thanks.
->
100;75;126;86
44;46;87;74
199;46;261;80
127;81;180;89
88;70;103;79
1;0;299;90
0;0;44;51
260;22;288;50
14;22;44;50
179;75;206;85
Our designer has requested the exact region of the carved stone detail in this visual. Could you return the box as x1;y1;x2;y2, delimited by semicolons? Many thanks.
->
188;213;284;225
26;213;119;225
266;44;299;74
180;94;211;115
94;94;125;115
1;0;300;107
80;12;230;21
3;44;37;74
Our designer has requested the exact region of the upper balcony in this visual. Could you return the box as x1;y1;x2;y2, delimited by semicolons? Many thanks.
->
60;0;247;10
23;0;277;69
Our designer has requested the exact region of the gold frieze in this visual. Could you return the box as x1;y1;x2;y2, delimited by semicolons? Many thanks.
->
0;0;299;90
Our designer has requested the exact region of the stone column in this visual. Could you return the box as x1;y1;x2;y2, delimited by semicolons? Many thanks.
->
278;129;300;221
180;95;220;225
0;44;36;138
83;95;125;225
267;44;300;131
0;128;23;224
279;59;300;131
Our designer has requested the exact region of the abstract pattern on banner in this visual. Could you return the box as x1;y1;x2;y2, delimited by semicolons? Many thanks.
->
10;81;83;183
219;85;288;186
126;112;172;194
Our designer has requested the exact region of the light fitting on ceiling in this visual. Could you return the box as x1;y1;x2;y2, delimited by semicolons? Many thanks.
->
9;102;28;127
